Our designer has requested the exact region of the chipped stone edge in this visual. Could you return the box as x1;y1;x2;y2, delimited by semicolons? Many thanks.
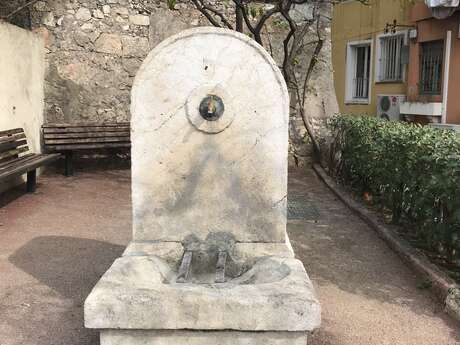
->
312;163;460;323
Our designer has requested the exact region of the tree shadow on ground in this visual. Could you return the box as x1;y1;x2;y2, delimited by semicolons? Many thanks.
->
8;236;125;345
9;236;124;301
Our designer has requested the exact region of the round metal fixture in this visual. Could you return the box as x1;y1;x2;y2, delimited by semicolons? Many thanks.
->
199;95;225;121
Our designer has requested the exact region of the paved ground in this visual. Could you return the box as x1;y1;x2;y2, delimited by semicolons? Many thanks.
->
289;169;460;345
0;167;459;345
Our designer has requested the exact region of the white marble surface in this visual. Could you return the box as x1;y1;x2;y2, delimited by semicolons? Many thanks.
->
100;330;308;345
84;255;321;331
85;28;321;344
130;27;289;243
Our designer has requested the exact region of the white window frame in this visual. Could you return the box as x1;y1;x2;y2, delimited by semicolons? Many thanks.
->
375;30;408;83
345;39;373;105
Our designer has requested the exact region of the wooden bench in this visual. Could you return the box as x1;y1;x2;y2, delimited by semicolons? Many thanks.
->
42;122;131;176
0;128;60;193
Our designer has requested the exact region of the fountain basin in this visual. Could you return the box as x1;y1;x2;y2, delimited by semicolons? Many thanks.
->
84;250;320;332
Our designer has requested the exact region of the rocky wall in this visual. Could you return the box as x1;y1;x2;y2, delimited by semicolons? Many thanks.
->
28;0;216;123
8;0;337;162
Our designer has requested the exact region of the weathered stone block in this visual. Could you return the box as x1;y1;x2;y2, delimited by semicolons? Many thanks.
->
93;9;104;19
131;28;289;243
74;31;92;48
100;330;308;345
34;1;47;11
114;7;130;18
84;27;321;345
122;36;149;57
95;33;122;55
148;9;189;49
84;254;320;331
129;14;150;26
75;7;92;21
42;12;55;27
122;58;142;77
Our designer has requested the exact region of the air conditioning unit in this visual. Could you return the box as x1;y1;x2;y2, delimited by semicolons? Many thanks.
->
377;95;406;121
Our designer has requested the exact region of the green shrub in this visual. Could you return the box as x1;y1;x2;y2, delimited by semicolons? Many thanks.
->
329;115;460;262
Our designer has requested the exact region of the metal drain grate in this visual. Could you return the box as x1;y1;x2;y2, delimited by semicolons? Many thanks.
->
287;197;320;220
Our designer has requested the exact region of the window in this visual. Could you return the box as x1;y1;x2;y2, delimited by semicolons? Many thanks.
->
346;41;372;103
377;33;406;82
420;40;444;95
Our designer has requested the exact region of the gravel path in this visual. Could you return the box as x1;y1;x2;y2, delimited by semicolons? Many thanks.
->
0;170;132;345
0;168;458;344
288;168;460;345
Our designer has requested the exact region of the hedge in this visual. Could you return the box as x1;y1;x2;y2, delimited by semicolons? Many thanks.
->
329;115;460;262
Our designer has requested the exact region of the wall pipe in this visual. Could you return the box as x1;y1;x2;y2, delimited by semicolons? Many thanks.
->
441;30;452;124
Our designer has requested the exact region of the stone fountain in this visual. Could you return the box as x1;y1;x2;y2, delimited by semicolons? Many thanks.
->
84;27;321;345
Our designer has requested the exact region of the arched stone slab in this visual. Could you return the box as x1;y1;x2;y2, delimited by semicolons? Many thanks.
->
131;27;289;243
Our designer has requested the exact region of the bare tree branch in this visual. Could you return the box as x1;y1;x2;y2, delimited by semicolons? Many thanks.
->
2;0;39;20
252;3;281;44
302;3;324;106
187;0;336;162
200;1;234;29
190;0;225;28
232;0;257;41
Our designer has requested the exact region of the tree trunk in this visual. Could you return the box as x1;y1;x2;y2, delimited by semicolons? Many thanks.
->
235;7;243;33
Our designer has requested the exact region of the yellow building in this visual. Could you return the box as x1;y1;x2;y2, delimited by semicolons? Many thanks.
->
332;0;414;118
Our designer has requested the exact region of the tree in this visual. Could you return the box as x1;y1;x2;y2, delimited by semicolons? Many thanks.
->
185;0;368;164
186;0;329;162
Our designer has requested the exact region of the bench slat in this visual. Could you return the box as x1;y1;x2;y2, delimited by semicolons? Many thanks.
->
42;122;129;128
45;137;130;145
0;153;36;171
0;156;19;166
0;140;27;153
0;146;29;161
0;153;61;180
0;133;26;144
0;128;24;137
46;143;131;151
43;131;130;139
43;127;131;134
42;123;131;158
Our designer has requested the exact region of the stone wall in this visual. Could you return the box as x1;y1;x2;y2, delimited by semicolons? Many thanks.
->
6;0;337;162
28;0;214;123
0;22;45;153
0;21;45;193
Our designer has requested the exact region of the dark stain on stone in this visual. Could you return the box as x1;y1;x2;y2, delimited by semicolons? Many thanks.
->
45;65;87;123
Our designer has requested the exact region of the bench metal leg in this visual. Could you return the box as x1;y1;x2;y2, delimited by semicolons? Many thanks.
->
26;169;36;193
64;151;74;176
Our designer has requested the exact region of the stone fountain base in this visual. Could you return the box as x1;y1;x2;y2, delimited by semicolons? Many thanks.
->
84;241;320;345
84;27;321;345
100;330;308;345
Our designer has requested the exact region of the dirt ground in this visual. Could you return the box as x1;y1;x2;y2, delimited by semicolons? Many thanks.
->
0;167;459;345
